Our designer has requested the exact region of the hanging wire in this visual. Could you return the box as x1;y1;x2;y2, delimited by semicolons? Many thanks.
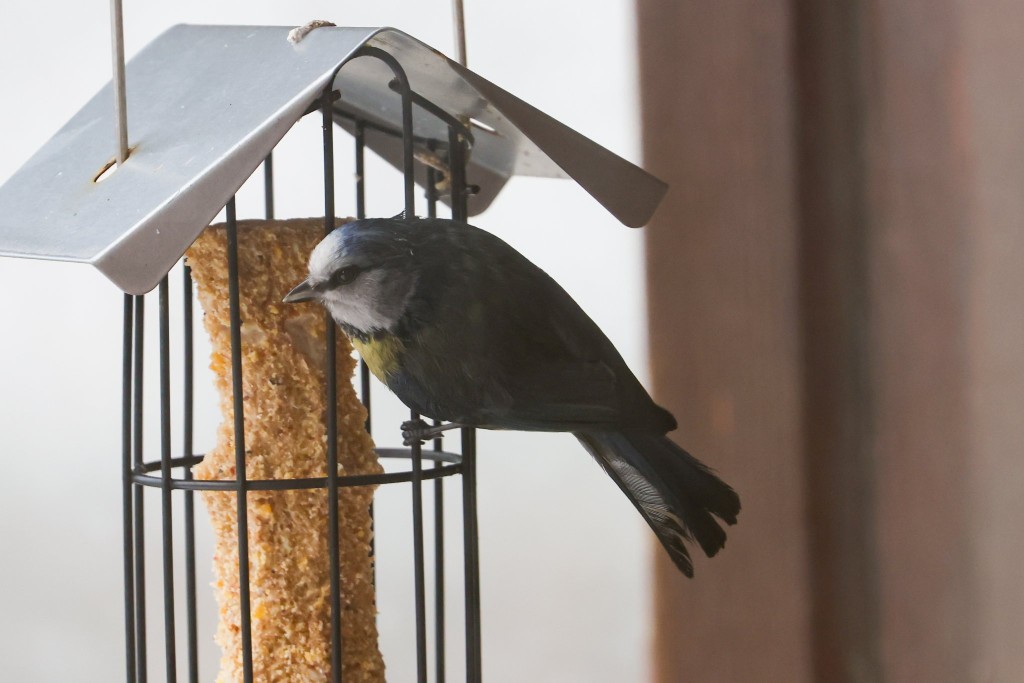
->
109;0;129;164
452;0;468;67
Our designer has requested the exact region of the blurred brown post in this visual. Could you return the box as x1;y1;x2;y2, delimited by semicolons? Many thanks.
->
638;0;1024;682
637;2;813;682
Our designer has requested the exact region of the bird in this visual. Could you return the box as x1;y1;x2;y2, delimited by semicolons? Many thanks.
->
283;216;740;577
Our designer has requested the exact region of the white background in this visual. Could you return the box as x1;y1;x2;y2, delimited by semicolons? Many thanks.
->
0;2;652;681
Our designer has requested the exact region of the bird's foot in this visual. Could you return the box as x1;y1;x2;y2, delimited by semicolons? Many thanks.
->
401;419;439;446
401;419;463;447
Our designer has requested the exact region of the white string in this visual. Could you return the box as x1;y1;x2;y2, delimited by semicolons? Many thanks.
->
452;0;467;66
287;19;336;45
109;0;129;164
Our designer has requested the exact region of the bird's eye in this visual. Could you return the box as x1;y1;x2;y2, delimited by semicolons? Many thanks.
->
330;266;360;287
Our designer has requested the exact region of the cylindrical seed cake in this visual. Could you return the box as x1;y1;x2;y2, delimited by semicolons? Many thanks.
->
187;217;385;683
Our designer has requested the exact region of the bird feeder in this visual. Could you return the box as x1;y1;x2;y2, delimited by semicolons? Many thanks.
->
0;24;666;683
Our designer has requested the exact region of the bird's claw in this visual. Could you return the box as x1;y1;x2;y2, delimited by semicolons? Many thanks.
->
401;419;439;447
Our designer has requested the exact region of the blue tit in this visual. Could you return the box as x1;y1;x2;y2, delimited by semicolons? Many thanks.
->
284;216;740;577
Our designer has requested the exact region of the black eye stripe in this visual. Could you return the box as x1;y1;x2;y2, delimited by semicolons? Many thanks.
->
329;266;361;287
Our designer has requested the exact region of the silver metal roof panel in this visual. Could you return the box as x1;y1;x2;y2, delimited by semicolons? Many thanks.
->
0;25;666;294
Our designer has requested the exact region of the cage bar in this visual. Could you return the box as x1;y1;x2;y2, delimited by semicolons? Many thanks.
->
132;294;148;683
425;155;446;683
224;198;255;683
263;154;275;221
158;275;178;683
182;264;200;683
121;294;137;683
321;87;345;683
362;45;434;683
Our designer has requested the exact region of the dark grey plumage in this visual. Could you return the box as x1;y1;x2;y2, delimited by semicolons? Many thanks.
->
285;216;740;577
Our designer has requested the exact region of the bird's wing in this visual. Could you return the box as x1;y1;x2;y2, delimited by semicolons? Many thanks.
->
457;230;662;431
389;220;673;432
476;356;624;430
396;293;623;429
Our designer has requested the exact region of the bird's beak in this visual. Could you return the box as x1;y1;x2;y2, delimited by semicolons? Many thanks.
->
283;278;318;304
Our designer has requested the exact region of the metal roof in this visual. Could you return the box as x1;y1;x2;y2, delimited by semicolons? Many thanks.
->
0;25;667;294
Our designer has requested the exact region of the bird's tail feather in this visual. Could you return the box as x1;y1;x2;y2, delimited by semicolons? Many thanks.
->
575;431;740;578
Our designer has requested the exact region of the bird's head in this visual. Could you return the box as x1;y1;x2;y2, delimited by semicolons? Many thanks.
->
283;220;419;339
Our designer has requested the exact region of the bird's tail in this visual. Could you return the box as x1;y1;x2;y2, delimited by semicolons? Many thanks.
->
575;431;740;578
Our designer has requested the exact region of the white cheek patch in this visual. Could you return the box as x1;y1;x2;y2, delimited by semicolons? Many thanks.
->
322;270;401;333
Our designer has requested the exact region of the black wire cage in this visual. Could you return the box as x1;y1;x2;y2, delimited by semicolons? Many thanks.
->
0;24;666;683
121;54;482;683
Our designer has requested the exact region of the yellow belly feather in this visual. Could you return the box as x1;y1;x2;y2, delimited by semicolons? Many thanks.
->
352;335;405;383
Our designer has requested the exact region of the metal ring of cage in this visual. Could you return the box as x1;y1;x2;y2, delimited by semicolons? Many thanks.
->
120;46;482;683
130;449;464;491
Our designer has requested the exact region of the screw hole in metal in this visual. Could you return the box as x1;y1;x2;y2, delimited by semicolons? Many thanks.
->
94;158;118;183
94;148;135;183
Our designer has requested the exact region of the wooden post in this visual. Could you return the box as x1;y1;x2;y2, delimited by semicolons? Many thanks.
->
639;1;1024;681
637;2;813;682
